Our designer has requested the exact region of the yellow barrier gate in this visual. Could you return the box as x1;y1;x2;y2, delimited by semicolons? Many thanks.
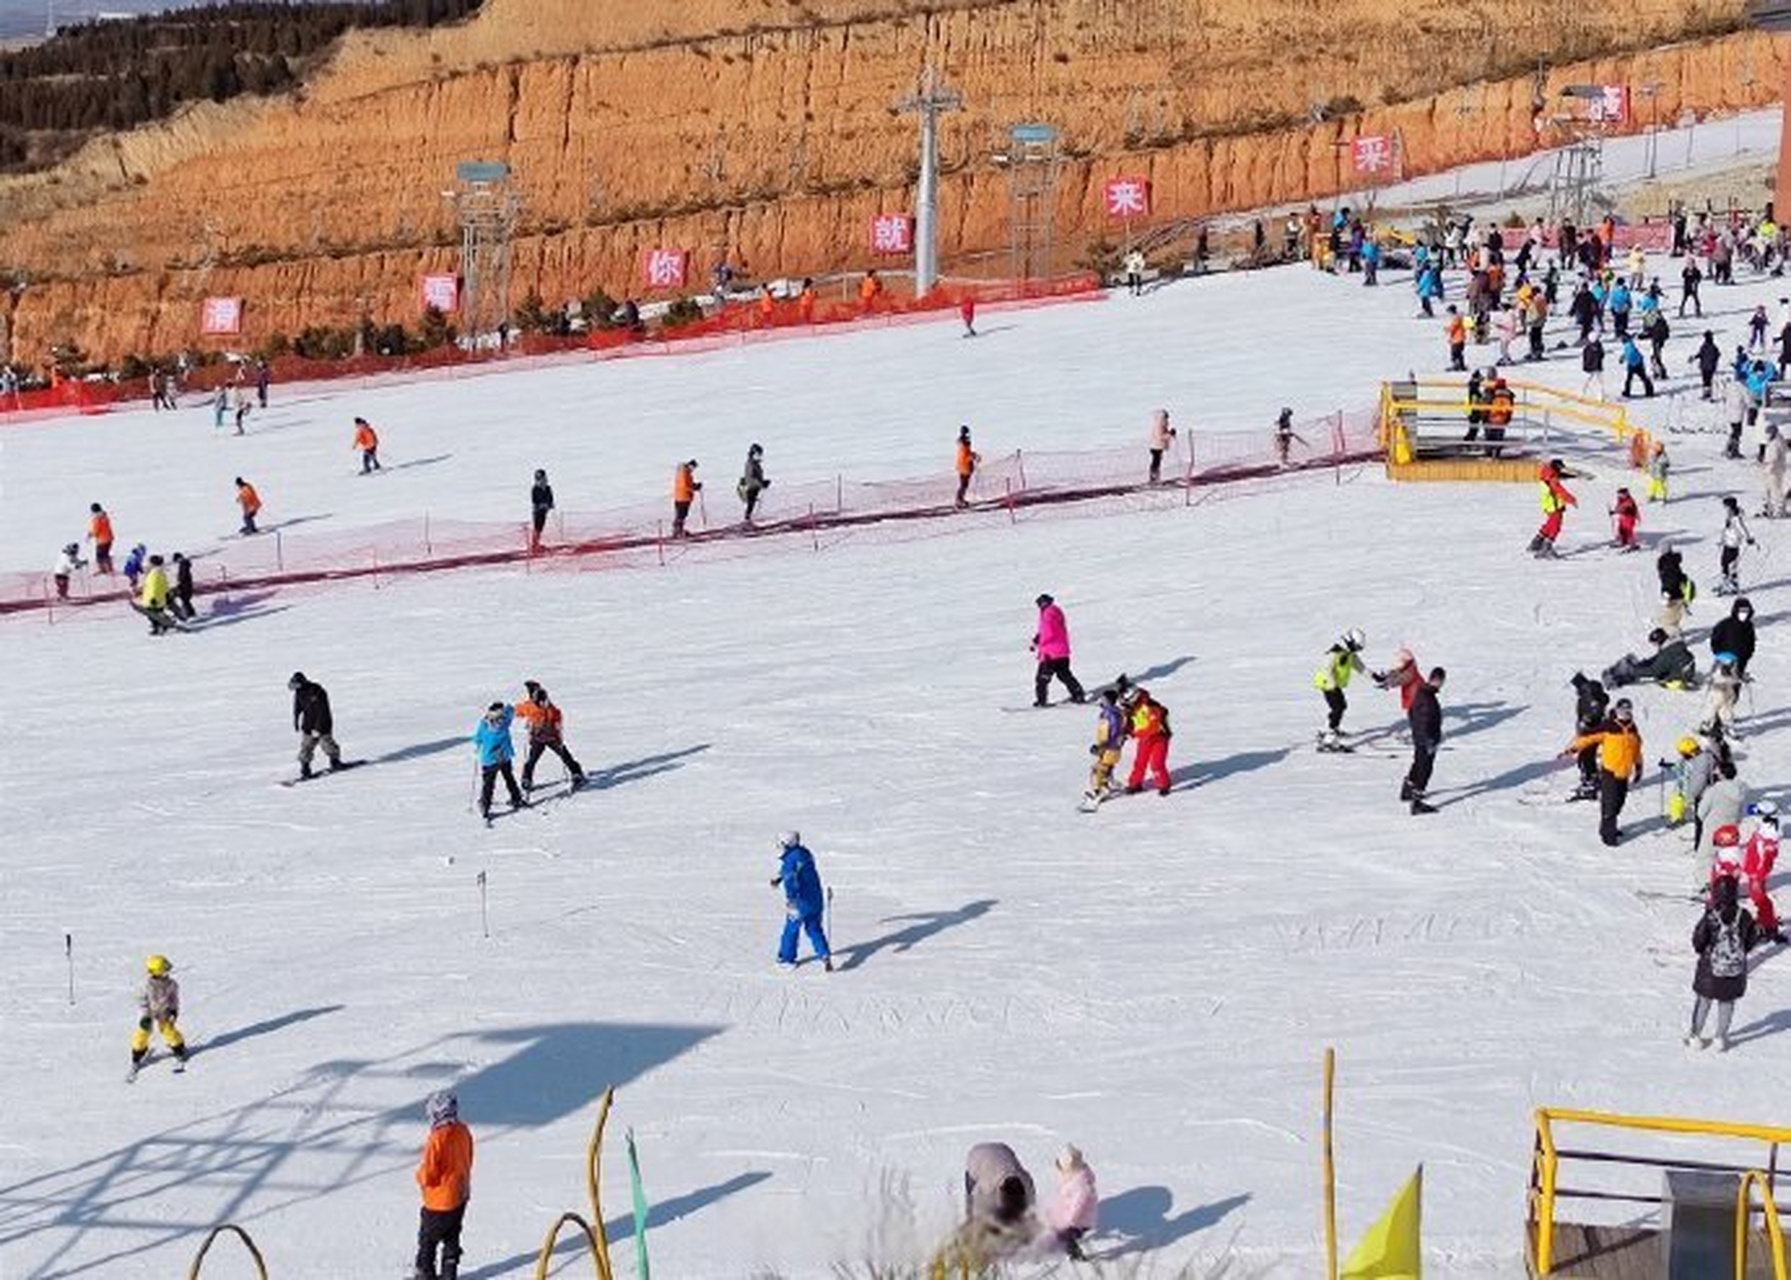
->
186;1223;270;1279
1527;1108;1791;1277
532;1085;616;1280
1738;1170;1790;1280
1380;377;1640;483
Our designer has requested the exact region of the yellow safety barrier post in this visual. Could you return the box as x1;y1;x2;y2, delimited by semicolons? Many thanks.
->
530;1087;616;1280
1736;1169;1789;1280
1528;1111;1561;1275
187;1223;270;1280
532;1211;605;1280
1322;1047;1339;1280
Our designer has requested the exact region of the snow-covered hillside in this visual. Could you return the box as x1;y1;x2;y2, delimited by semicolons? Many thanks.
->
3;244;1789;1280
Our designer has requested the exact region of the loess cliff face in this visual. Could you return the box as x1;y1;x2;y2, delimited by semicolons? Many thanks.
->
0;0;1777;364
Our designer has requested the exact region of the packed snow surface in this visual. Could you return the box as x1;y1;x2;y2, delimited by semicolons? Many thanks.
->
3;240;1789;1279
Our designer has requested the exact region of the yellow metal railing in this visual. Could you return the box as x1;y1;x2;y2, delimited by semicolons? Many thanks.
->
1738;1169;1790;1280
186;1223;270;1279
1528;1108;1791;1275
1379;377;1637;470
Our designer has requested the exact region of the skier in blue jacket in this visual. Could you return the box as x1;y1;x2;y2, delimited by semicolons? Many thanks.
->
771;831;832;971
471;702;526;821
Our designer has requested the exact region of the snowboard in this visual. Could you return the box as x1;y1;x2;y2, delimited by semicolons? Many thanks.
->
280;760;366;787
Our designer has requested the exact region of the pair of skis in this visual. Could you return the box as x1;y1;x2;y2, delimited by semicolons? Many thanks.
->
127;1052;188;1083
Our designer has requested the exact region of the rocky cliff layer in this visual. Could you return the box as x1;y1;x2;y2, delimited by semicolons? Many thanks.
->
0;0;1774;364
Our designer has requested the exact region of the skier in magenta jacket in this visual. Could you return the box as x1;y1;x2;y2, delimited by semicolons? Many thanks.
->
1031;594;1086;707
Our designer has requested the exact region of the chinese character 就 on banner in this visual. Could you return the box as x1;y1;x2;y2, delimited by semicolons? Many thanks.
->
870;214;914;254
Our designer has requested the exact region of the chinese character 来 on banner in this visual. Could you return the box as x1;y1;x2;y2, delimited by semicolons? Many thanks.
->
1103;177;1150;219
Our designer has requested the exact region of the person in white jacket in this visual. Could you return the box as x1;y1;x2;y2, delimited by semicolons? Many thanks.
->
1045;1146;1099;1260
1764;425;1787;518
52;542;85;600
1147;409;1177;483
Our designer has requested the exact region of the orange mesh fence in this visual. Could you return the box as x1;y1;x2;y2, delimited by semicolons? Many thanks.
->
3;406;1379;619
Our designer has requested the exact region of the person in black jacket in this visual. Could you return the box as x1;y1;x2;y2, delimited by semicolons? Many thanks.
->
1686;875;1760;1052
1604;628;1697;688
530;469;554;550
1692;331;1720;400
288;672;342;779
1657;546;1694;636
1710;597;1757;678
1580;337;1605;401
1569;672;1611;800
1401;668;1446;814
169;552;196;621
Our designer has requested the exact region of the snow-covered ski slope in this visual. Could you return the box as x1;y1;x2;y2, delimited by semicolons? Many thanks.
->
4;250;1790;1280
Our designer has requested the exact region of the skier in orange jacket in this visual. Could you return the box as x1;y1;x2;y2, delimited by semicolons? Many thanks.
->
672;460;702;537
235;477;261;535
955;427;980;509
352;417;381;473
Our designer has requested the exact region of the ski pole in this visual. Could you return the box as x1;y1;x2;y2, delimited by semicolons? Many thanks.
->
826;886;834;950
477;871;490;940
65;933;74;1006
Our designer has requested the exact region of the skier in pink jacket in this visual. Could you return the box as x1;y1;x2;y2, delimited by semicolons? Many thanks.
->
1032;594;1087;707
1045;1146;1098;1259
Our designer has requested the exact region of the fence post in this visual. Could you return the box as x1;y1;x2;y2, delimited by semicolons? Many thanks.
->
275;529;284;571
424;512;432;556
810;503;820;552
837;474;843;513
656;521;665;568
1016;450;1027;492
1005;478;1017;524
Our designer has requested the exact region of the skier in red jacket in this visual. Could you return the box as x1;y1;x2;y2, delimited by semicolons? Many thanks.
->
1611;486;1640;551
1530;458;1578;558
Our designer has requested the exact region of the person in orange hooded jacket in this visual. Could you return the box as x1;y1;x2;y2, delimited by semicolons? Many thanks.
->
87;502;115;573
234;477;261;535
415;1090;473;1280
352;417;381;473
954;426;980;509
671;460;702;537
516;680;585;791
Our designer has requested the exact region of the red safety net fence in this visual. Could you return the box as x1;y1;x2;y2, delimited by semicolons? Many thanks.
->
2;405;1383;620
0;274;1103;424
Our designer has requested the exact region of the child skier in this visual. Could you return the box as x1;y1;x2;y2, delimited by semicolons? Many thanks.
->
129;954;188;1079
1717;496;1755;595
1562;697;1643;847
671;459;702;537
1530;459;1577;557
235;477;261;535
515;680;585;791
352;417;381;472
1314;629;1368;750
1661;736;1715;830
1741;801;1786;943
121;542;149;591
1645;441;1670;503
1444;306;1467;371
771;831;832;971
1031;594;1086;707
1686;875;1759;1052
471;702;526;822
1080;687;1126;811
414;1090;474;1280
1612;487;1640;550
1123;686;1172;796
738;444;769;523
1045;1146;1099;1261
52;542;84;599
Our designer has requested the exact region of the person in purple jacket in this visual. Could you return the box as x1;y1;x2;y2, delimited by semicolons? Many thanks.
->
1031;594;1086;707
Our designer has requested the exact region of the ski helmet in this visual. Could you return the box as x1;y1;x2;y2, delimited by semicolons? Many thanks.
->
1677;736;1702;758
1712;824;1742;848
145;954;172;977
1714;651;1738;668
1754;799;1780;822
777;830;801;850
1342;628;1366;651
424;1090;459;1126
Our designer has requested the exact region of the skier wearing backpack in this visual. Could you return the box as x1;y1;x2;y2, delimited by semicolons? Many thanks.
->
1686;875;1759;1052
1562;697;1643;846
1314;629;1368;750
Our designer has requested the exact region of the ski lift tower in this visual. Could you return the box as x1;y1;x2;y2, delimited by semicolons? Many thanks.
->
894;70;962;299
447;160;521;345
1746;0;1791;218
1542;86;1616;228
991;122;1062;281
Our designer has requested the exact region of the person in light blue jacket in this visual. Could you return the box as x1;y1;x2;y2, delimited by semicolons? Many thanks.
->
472;702;525;820
770;831;831;971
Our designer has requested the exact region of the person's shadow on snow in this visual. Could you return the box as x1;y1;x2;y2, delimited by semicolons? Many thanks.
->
835;899;996;972
1098;1186;1251;1258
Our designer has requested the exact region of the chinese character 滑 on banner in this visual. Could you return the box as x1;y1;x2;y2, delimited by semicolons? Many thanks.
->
1103;177;1150;219
1351;135;1394;177
870;214;914;254
419;274;459;313
640;247;689;290
200;297;243;336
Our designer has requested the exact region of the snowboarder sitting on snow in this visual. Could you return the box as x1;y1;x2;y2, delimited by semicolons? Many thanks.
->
1602;627;1696;689
471;702;526;821
1562;697;1643;847
414;1090;474;1280
289;672;343;779
1313;628;1367;750
1686;874;1759;1053
1082;687;1127;808
130;954;187;1074
516;681;584;791
1711;598;1757;679
771;831;831;971
1044;1146;1098;1261
52;542;84;599
1031;594;1086;707
1569;672;1611;801
1612;487;1640;550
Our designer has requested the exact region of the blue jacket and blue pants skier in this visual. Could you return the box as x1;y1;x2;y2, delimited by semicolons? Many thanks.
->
773;834;832;970
472;703;525;819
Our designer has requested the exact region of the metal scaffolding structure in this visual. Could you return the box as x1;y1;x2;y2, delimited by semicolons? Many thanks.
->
447;161;521;345
993;122;1062;281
